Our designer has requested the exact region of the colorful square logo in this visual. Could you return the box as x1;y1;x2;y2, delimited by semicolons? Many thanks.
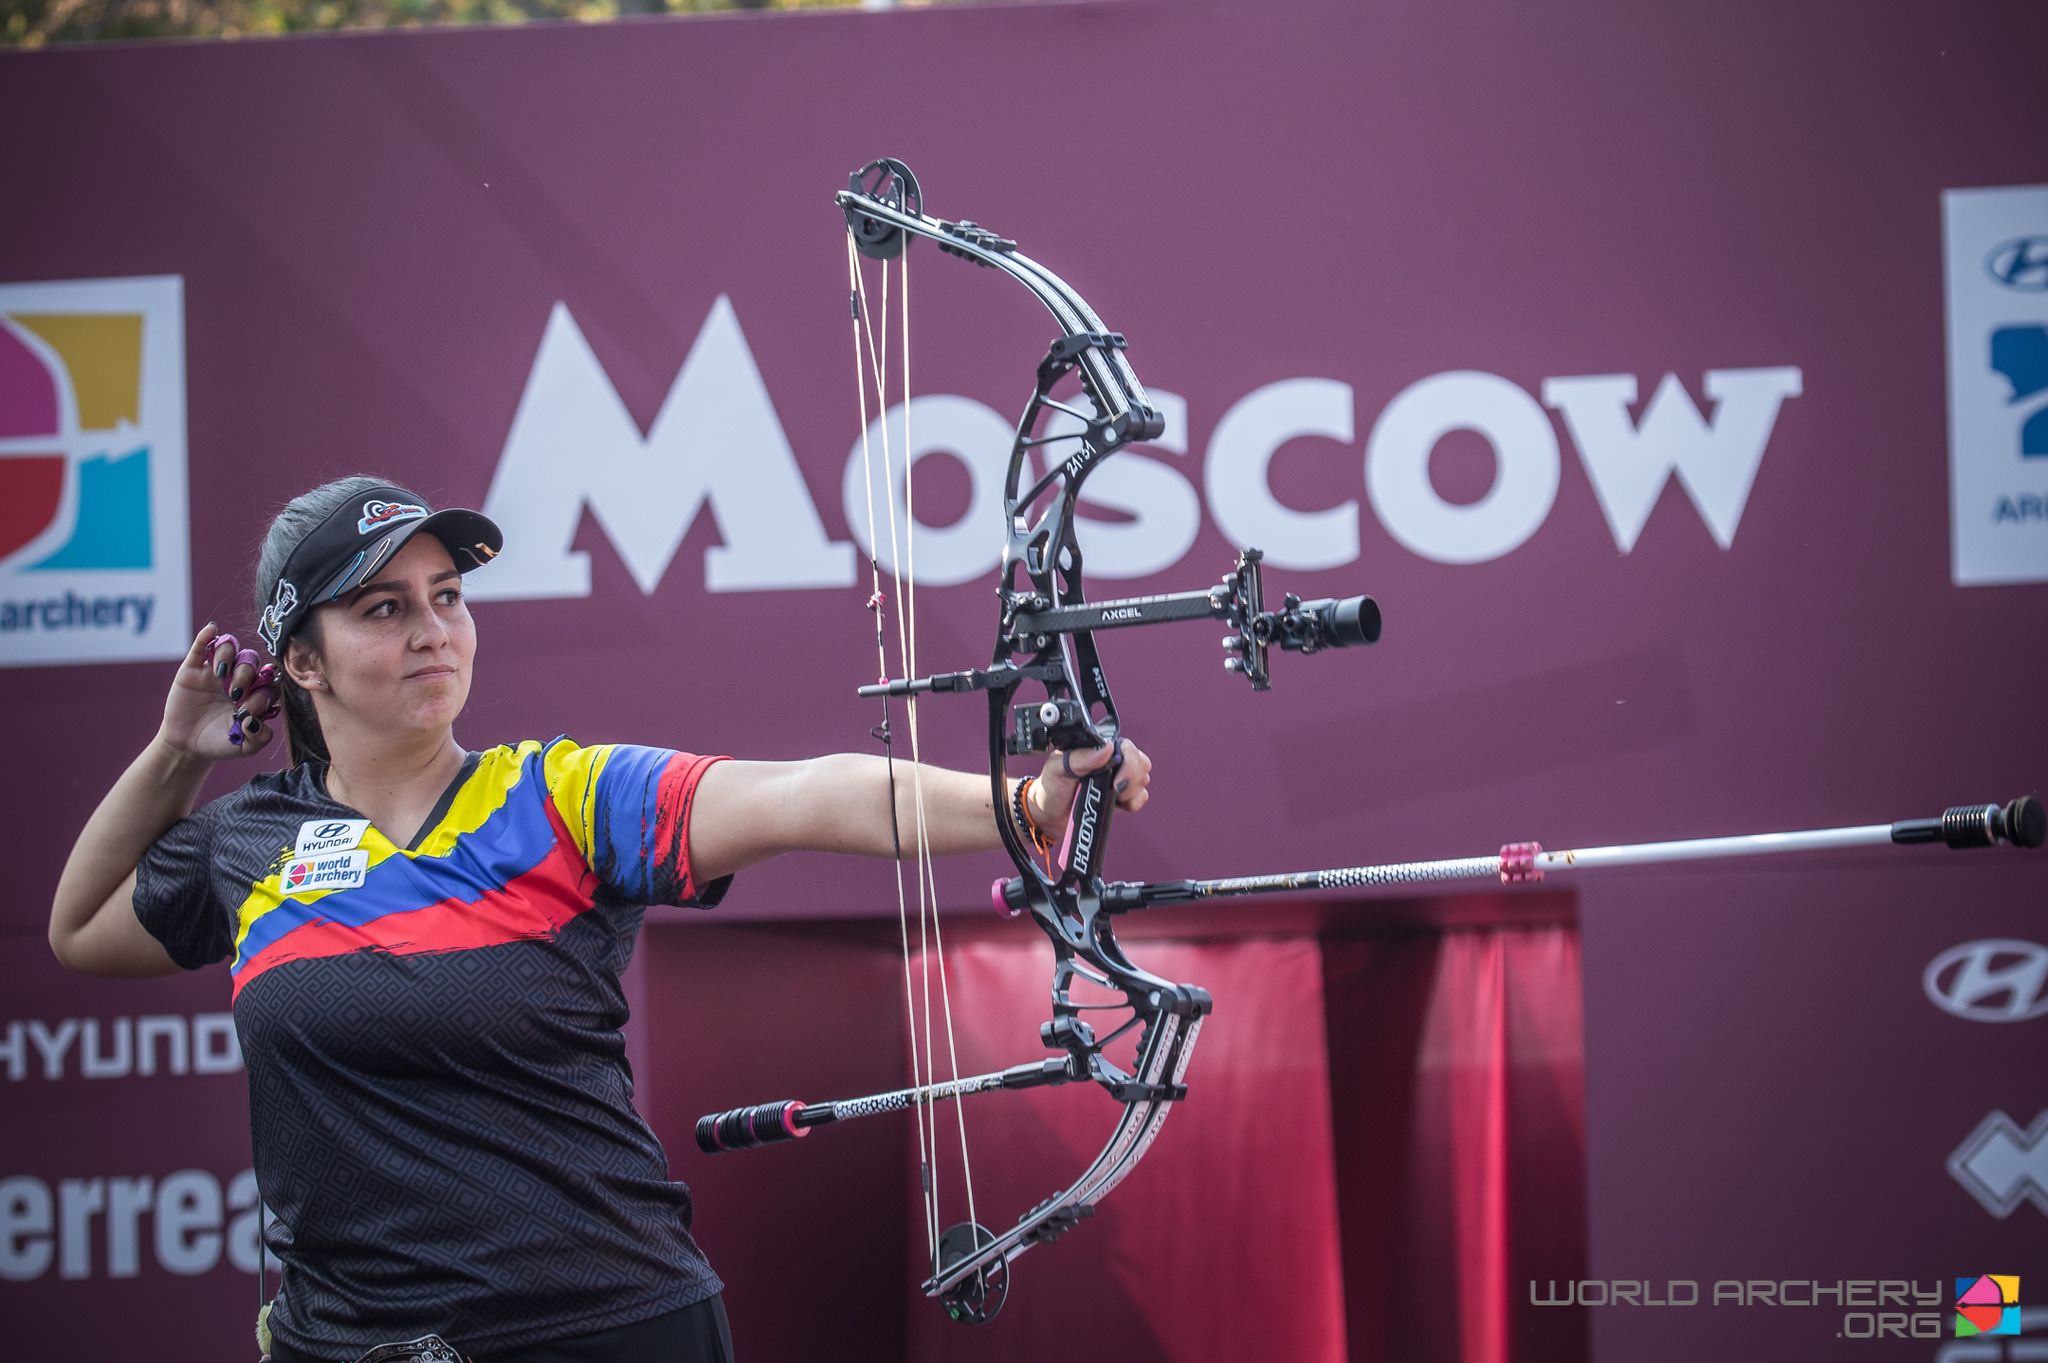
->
0;276;190;668
1955;1273;2021;1336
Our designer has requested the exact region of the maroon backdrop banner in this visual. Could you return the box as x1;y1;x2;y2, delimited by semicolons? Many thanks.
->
2;1;2044;1359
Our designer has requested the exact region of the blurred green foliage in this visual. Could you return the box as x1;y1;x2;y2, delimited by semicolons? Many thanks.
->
1;0;911;47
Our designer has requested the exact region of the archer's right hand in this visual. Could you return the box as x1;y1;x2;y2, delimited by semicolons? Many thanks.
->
157;624;282;763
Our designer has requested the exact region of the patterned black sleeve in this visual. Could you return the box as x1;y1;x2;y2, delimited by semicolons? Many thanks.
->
134;799;235;969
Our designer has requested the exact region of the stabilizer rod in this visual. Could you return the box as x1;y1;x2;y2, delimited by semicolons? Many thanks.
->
990;796;2046;915
696;1058;1074;1154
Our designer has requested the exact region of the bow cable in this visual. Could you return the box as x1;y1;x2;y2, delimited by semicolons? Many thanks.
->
847;234;936;1266
895;247;987;1261
847;230;981;1278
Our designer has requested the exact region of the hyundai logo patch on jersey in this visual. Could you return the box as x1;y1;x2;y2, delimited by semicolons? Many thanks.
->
295;817;371;858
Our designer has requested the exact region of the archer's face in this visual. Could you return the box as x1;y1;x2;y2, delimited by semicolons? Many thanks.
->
306;534;476;739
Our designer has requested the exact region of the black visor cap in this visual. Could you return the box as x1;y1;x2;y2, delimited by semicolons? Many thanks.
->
258;487;502;655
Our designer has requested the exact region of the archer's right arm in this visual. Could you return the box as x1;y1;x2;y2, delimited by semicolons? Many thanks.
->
49;625;276;977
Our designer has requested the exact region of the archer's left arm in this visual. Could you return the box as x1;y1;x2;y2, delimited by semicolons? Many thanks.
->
686;741;1151;884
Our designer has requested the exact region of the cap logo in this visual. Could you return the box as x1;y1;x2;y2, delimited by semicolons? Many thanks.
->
257;578;299;653
357;500;428;535
323;550;366;602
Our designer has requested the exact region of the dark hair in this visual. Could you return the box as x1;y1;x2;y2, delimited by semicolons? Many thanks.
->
254;475;409;767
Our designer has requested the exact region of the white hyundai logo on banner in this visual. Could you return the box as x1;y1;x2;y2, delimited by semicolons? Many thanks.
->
1924;939;2048;1022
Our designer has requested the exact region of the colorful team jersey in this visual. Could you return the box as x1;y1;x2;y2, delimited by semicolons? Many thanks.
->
134;737;731;1357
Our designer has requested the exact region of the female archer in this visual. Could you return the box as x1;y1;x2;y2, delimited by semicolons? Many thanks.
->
46;475;1150;1363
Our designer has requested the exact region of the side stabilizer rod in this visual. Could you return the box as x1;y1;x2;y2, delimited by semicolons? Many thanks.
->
696;1058;1073;1154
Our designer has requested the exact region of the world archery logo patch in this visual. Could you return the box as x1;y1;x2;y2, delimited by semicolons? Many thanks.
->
281;850;368;895
1955;1274;2020;1336
357;500;427;535
0;277;191;668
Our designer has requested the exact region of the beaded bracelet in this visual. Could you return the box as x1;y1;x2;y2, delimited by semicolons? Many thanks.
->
1013;776;1052;855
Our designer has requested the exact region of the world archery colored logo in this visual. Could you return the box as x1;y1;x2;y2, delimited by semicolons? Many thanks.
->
0;310;151;571
0;276;190;668
1955;1274;2020;1336
286;862;312;890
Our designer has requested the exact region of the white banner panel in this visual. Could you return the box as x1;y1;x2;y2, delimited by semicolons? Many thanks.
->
1944;185;2048;585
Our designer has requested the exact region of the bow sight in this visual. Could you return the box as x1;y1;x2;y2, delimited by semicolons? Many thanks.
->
999;546;1382;697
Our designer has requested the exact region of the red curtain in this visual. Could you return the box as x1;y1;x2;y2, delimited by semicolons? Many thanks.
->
647;915;1585;1363
1323;925;1589;1363
902;936;1350;1363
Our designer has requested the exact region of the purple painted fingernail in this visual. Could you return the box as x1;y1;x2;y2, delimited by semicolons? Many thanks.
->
230;686;244;702
246;716;262;735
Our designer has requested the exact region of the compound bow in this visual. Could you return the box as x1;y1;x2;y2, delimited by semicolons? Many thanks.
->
693;158;1380;1323
692;158;2042;1326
